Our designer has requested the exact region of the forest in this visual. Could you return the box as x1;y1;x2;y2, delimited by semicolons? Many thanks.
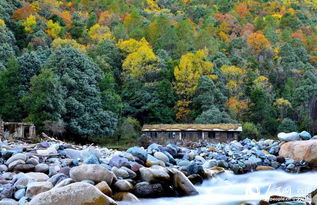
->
0;0;317;143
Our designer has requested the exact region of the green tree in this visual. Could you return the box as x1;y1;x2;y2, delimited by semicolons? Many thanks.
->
195;106;235;124
37;47;118;139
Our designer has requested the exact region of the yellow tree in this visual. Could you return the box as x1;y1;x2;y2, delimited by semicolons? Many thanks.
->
51;38;86;53
22;15;37;33
274;98;292;118
46;20;61;39
88;24;113;42
117;38;160;80
174;50;215;120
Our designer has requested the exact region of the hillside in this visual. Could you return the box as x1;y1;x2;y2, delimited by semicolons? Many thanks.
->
0;0;317;142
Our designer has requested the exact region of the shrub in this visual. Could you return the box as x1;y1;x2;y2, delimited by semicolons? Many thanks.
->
278;118;297;133
241;122;260;139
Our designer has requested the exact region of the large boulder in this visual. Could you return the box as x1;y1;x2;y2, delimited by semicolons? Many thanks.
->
278;132;300;141
29;182;117;205
170;168;198;196
279;140;317;166
70;164;115;185
26;181;53;198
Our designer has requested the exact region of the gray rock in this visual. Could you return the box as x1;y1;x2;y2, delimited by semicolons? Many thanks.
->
278;132;300;141
5;154;26;166
170;168;198;196
112;167;129;179
70;164;115;185
0;165;8;172
299;131;312;140
139;167;170;183
35;164;49;173
154;152;169;163
14;189;25;200
134;182;164;198
127;147;147;161
114;180;133;192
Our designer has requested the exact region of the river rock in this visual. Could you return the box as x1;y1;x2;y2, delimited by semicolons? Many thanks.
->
299;131;312;140
139;167;170;183
112;167;129;179
54;178;74;189
114;180;133;192
14;189;25;200
26;181;53;198
256;166;274;171
279;140;317;166
170;168;198;196
70;164;115;184
127;147;147;162
29;182;117;205
35;164;49;173
278;132;300;141
26;158;39;166
14;164;35;172
8;160;25;171
0;165;8;172
0;199;18;205
134;182;165;198
113;192;139;202
25;172;49;182
109;156;130;168
95;181;112;196
154;152;169;163
5;154;26;166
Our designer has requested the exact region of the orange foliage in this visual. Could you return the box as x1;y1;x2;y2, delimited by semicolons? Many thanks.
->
247;32;270;54
98;11;112;26
13;6;35;21
235;2;249;18
227;96;248;117
292;31;306;43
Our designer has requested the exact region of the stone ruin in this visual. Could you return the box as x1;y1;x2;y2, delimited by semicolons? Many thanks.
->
0;121;36;140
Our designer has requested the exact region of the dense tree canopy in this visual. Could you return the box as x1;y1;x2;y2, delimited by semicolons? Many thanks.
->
1;0;317;141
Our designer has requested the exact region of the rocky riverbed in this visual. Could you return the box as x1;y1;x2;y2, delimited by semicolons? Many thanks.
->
0;135;317;205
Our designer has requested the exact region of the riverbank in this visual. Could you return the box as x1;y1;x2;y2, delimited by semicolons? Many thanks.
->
0;138;316;204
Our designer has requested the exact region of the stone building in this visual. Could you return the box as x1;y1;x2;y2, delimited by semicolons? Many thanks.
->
0;121;36;140
142;124;242;145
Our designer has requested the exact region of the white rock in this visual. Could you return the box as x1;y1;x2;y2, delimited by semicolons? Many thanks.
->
277;132;300;141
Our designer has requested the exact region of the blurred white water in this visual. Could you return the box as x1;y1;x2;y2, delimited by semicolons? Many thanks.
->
120;170;317;205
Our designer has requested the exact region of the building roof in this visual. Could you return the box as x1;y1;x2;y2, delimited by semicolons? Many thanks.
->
142;124;242;132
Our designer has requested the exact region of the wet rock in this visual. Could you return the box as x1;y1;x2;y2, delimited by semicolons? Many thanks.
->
188;174;203;185
29;182;117;205
26;181;53;198
134;182;165;198
70;164;115;184
120;167;137;178
25;158;39;166
145;155;165;167
279;140;317;166
255;166;274;171
0;184;14;198
170;168;198;196
278;132;300;142
113;192;139;202
95;181;112;196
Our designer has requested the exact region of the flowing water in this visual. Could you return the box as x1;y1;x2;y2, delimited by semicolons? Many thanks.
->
120;170;317;205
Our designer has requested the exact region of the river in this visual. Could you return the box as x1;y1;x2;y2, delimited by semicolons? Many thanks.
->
120;170;317;205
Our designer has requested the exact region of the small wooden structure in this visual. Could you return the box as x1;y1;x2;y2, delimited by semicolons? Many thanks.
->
0;121;36;140
142;124;242;145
